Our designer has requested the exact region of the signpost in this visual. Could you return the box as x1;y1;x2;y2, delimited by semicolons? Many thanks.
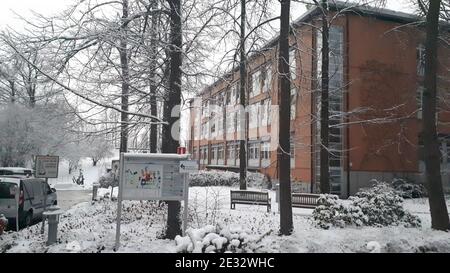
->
35;155;59;234
35;155;59;179
114;153;198;250
179;160;199;173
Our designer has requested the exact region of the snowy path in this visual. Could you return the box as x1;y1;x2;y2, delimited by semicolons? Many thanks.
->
57;190;92;211
49;151;119;191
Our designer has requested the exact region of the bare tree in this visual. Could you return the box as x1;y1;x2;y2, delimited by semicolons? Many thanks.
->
163;0;183;239
239;0;248;190
419;0;450;231
278;0;293;235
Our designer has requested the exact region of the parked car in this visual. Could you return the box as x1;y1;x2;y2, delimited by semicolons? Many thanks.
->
0;167;34;177
0;177;57;229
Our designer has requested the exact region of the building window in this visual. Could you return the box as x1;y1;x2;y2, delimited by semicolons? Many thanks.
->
201;100;208;118
234;82;240;104
417;86;424;119
200;146;208;162
262;65;272;93
227;111;235;134
417;44;425;77
218;145;224;160
201;123;206;139
227;142;235;161
250;70;261;98
248;142;260;160
211;146;217;161
249;142;260;167
261;142;271;160
226;89;231;105
218;93;224;107
192;147;197;159
249;103;258;129
289;48;297;81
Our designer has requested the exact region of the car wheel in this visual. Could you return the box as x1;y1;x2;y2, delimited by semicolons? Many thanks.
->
23;212;32;228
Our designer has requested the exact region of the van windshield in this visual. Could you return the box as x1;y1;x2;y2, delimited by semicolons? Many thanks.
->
0;182;16;199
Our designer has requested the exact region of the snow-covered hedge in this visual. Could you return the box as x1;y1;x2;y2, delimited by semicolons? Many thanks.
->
188;170;270;189
175;224;270;253
98;171;119;189
313;181;421;229
351;182;421;227
312;194;367;229
391;178;427;199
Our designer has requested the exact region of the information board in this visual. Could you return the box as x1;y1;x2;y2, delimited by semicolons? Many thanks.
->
35;155;59;178
119;153;188;201
115;153;192;250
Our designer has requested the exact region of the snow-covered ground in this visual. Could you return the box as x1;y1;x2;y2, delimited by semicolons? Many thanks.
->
1;184;449;253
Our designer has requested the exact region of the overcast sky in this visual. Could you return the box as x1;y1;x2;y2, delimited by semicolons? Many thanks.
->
0;0;416;29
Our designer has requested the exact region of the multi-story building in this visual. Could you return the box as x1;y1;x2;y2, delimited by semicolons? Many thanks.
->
187;2;450;197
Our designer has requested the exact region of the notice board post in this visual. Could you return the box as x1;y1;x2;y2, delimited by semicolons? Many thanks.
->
35;155;59;234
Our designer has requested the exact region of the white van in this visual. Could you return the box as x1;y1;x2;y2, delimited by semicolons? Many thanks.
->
0;177;57;229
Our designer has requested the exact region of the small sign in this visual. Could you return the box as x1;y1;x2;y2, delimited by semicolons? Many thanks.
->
179;160;198;173
35;155;59;178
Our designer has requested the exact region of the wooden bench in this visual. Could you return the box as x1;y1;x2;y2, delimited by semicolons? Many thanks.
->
230;190;271;212
291;193;320;209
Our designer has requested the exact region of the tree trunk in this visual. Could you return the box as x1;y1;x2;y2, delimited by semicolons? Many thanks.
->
149;0;159;154
163;0;183;239
319;0;330;194
422;0;450;231
239;0;247;190
119;0;130;154
278;0;293;235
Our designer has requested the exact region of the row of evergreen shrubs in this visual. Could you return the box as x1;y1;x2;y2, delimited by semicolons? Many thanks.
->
313;181;422;229
188;170;271;189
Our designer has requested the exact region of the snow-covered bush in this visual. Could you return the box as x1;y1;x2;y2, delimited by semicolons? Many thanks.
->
189;170;238;187
391;178;427;199
313;181;421;229
247;172;271;189
188;170;270;189
312;194;366;229
98;171;119;189
351;181;421;227
175;224;269;253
